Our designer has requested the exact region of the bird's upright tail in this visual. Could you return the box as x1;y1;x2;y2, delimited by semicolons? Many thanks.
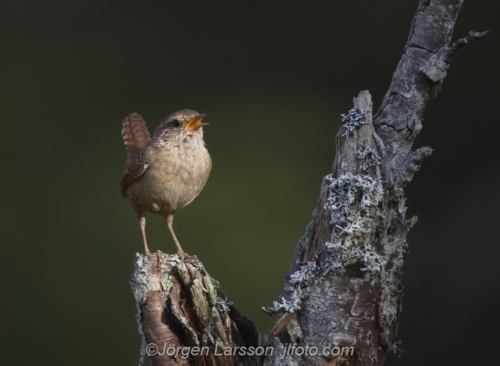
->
122;113;151;166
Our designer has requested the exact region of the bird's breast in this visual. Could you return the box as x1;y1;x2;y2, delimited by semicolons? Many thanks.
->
140;143;212;215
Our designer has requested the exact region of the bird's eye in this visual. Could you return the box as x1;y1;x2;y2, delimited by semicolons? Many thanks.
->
172;119;180;127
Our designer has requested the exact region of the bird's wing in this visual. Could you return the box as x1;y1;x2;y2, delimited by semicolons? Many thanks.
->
120;146;154;196
121;113;152;196
122;113;151;166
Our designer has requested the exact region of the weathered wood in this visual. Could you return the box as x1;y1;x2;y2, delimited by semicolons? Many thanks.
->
267;92;391;365
374;1;490;184
265;1;491;365
130;253;260;366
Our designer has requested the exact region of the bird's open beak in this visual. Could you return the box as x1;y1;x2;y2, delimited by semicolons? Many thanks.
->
184;114;209;130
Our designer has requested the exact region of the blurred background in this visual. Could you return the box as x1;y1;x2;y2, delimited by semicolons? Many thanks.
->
1;0;499;365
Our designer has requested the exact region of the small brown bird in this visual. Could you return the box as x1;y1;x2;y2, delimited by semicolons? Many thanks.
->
121;109;212;256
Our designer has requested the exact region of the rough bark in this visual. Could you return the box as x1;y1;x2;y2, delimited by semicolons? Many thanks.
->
129;1;491;365
130;253;260;366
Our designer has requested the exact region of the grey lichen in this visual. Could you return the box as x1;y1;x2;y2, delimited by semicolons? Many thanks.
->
324;173;385;272
263;261;320;314
356;144;382;172
340;108;367;137
215;296;232;313
266;172;385;314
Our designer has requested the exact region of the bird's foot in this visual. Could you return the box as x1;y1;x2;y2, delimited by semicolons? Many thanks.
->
176;250;198;262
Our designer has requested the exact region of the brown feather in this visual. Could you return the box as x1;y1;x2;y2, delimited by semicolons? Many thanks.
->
121;113;152;197
122;113;151;166
120;147;153;197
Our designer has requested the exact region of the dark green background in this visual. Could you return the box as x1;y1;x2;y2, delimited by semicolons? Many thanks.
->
1;1;499;365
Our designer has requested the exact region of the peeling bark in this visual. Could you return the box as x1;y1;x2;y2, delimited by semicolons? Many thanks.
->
130;1;491;365
130;253;260;366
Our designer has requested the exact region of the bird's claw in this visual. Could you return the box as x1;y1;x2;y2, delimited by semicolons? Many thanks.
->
176;251;197;262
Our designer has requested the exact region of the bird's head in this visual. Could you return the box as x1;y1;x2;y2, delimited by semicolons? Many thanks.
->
154;109;209;139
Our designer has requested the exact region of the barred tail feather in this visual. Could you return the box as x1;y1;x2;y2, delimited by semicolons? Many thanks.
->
122;113;151;165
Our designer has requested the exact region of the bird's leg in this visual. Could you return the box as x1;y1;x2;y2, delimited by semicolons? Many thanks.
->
165;214;186;258
139;216;151;254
